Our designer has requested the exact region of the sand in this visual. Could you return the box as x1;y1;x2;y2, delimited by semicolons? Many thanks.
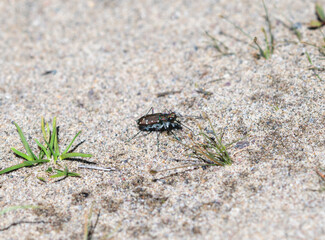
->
0;0;324;239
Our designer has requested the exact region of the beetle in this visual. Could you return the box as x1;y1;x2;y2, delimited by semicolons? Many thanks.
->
127;108;183;150
137;112;181;132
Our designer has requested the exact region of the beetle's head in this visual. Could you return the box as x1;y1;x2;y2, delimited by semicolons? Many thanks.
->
168;113;177;121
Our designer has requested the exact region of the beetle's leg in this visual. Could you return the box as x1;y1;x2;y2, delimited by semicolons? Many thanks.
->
127;130;153;142
176;120;192;132
142;107;154;117
127;130;142;142
162;108;169;114
157;132;160;152
170;130;181;141
163;121;168;130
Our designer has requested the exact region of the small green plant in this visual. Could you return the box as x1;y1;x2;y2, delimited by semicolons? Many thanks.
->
309;3;325;29
177;113;234;166
0;117;92;179
221;0;274;59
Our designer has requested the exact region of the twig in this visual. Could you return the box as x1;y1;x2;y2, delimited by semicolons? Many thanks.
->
78;165;116;172
316;168;325;181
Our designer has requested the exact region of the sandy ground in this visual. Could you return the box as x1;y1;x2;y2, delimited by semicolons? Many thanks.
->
0;0;324;239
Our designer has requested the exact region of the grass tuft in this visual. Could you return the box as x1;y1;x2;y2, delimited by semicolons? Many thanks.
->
0;117;92;180
177;113;235;167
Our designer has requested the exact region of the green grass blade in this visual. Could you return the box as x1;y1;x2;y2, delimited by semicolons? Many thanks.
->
0;162;33;174
220;15;255;43
12;122;36;160
67;172;81;177
35;139;51;159
0;159;49;175
262;28;270;58
46;122;50;142
62;131;81;154
306;51;313;64
262;0;274;53
50;117;56;152
309;20;323;29
54;131;59;157
50;168;66;178
50;172;66;178
11;148;33;161
316;3;325;22
50;167;80;178
254;37;267;59
53;118;60;158
205;31;230;54
37;177;46;182
0;205;39;215
64;166;68;175
44;139;55;158
41;117;48;143
60;152;92;160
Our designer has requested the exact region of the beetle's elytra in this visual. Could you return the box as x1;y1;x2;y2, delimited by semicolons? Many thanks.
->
127;108;182;146
137;112;182;132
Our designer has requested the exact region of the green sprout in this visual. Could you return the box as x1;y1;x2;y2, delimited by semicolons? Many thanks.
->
221;0;274;59
309;3;325;29
0;117;92;179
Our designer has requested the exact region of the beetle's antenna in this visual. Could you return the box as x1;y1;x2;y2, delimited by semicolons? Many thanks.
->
176;120;193;132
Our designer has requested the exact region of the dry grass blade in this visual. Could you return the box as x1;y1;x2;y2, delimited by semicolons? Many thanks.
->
83;204;100;240
0;205;39;215
84;205;93;240
316;168;325;181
